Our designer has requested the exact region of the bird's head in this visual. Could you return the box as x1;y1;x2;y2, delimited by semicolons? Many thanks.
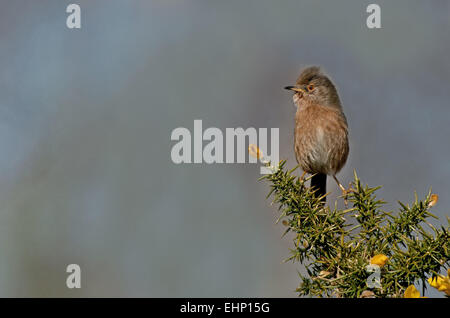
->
285;66;341;109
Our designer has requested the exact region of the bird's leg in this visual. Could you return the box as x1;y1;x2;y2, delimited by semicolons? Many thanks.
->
333;175;353;205
333;175;347;193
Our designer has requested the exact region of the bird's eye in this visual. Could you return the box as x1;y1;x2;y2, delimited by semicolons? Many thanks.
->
307;84;315;92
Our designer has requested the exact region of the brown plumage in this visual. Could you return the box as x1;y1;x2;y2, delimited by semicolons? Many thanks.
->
285;66;349;202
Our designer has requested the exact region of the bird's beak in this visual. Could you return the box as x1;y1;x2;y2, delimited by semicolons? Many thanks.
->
284;85;306;93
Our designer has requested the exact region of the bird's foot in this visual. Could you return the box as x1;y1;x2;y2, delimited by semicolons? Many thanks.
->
335;179;354;206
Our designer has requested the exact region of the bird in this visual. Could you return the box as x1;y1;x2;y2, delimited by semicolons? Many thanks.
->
285;66;349;203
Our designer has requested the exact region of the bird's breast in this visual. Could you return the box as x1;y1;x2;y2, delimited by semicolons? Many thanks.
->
294;104;349;175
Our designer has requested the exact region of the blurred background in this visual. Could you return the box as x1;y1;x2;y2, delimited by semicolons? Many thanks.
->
0;0;448;297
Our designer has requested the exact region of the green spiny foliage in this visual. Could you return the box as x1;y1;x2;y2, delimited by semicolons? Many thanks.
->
260;160;449;298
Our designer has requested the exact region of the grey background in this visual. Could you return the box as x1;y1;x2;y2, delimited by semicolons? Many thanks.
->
0;0;448;297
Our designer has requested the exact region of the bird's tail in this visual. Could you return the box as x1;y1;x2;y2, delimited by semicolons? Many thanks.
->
311;173;327;202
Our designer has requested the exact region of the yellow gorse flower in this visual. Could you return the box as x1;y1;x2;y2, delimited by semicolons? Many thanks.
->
370;254;389;267
247;144;278;173
427;269;450;296
248;144;262;160
404;285;427;298
428;194;439;208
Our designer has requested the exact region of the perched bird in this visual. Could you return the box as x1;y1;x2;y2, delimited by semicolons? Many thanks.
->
285;66;349;202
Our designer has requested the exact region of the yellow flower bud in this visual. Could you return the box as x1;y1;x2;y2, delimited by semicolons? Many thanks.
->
404;285;420;298
248;144;263;159
428;194;439;208
370;254;388;267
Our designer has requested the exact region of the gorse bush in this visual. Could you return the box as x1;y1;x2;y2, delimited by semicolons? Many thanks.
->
260;160;449;298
